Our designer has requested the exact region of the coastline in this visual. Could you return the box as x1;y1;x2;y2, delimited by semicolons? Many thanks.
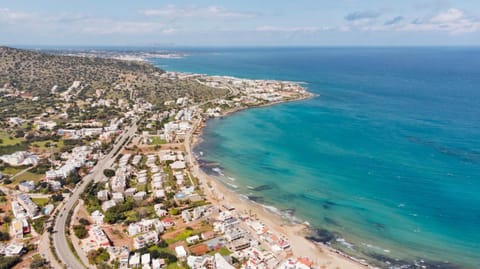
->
185;89;373;269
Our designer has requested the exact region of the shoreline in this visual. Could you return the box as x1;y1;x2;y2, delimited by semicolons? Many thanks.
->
185;88;373;269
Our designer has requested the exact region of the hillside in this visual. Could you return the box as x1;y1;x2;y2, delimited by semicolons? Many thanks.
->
0;46;227;103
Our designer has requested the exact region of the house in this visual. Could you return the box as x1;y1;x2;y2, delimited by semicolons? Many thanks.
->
133;231;159;249
160;218;175;228
175;245;187;259
11;201;26;218
18;181;35;192
129;219;164;237
152;258;166;269
106;246;130;265
186;235;200;245
111;175;127;192
16;194;39;217
170;161;186;170
133;191;146;201
224;227;247;242
155;208;168;218
8;117;24;126
129;253;140;267
141;253;151;266
230;238;250;251
125;187;137;197
153;190;165;199
201;231;215;241
91;210;104;225
192;206;205;220
0;151;39;166
10;219;24;239
182;210;192;223
35;120;57;130
101;200;116;212
82;225;111;253
187;255;215;269
112;192;124;203
47;180;62;191
175;173;185;186
4;244;23;256
97;190;110;201
151;181;163;190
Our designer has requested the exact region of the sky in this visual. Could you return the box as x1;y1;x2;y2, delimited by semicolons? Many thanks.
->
1;0;480;46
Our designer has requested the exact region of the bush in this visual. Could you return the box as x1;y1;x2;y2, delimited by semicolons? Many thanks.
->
103;169;115;178
169;208;179;215
30;257;48;268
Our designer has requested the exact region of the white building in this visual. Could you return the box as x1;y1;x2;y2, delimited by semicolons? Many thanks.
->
175;245;187;259
0;151;39;166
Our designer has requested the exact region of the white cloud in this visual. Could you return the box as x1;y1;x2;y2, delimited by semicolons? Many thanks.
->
342;8;480;34
430;8;464;23
401;8;480;34
141;5;255;18
80;20;170;35
0;8;31;23
256;26;331;33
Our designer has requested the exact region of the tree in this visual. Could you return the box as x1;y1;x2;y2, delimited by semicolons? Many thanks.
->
103;169;115;178
79;218;90;225
0;231;10;241
73;224;88;239
51;194;64;202
88;248;110;265
2;215;11;224
0;256;20;269
14;130;25;138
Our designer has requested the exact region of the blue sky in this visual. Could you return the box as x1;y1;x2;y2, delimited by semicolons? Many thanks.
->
1;0;479;46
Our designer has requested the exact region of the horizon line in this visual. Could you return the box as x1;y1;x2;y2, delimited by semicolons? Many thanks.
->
5;44;480;49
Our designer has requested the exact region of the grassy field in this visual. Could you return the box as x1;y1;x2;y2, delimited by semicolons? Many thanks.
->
12;171;43;182
0;166;26;176
167;263;187;269
32;197;49;207
209;246;231;256
0;131;24;146
31;139;64;151
151;136;167;145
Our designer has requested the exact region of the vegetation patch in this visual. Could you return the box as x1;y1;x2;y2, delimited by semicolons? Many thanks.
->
32;216;46;234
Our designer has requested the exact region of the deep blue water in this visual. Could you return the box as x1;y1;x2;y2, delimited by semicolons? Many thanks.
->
150;47;480;268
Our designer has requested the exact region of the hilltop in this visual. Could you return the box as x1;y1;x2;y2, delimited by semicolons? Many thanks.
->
0;46;227;103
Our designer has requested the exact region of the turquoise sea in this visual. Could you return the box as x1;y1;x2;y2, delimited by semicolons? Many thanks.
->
150;47;480;269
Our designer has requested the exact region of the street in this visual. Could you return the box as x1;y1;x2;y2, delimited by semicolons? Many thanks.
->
51;122;137;268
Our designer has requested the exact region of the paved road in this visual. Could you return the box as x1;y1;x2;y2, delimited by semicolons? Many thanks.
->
52;122;137;269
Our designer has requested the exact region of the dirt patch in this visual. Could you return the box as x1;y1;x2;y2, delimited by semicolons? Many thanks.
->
102;224;133;250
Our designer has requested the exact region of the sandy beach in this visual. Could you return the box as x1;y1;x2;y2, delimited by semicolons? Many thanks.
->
186;115;372;269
